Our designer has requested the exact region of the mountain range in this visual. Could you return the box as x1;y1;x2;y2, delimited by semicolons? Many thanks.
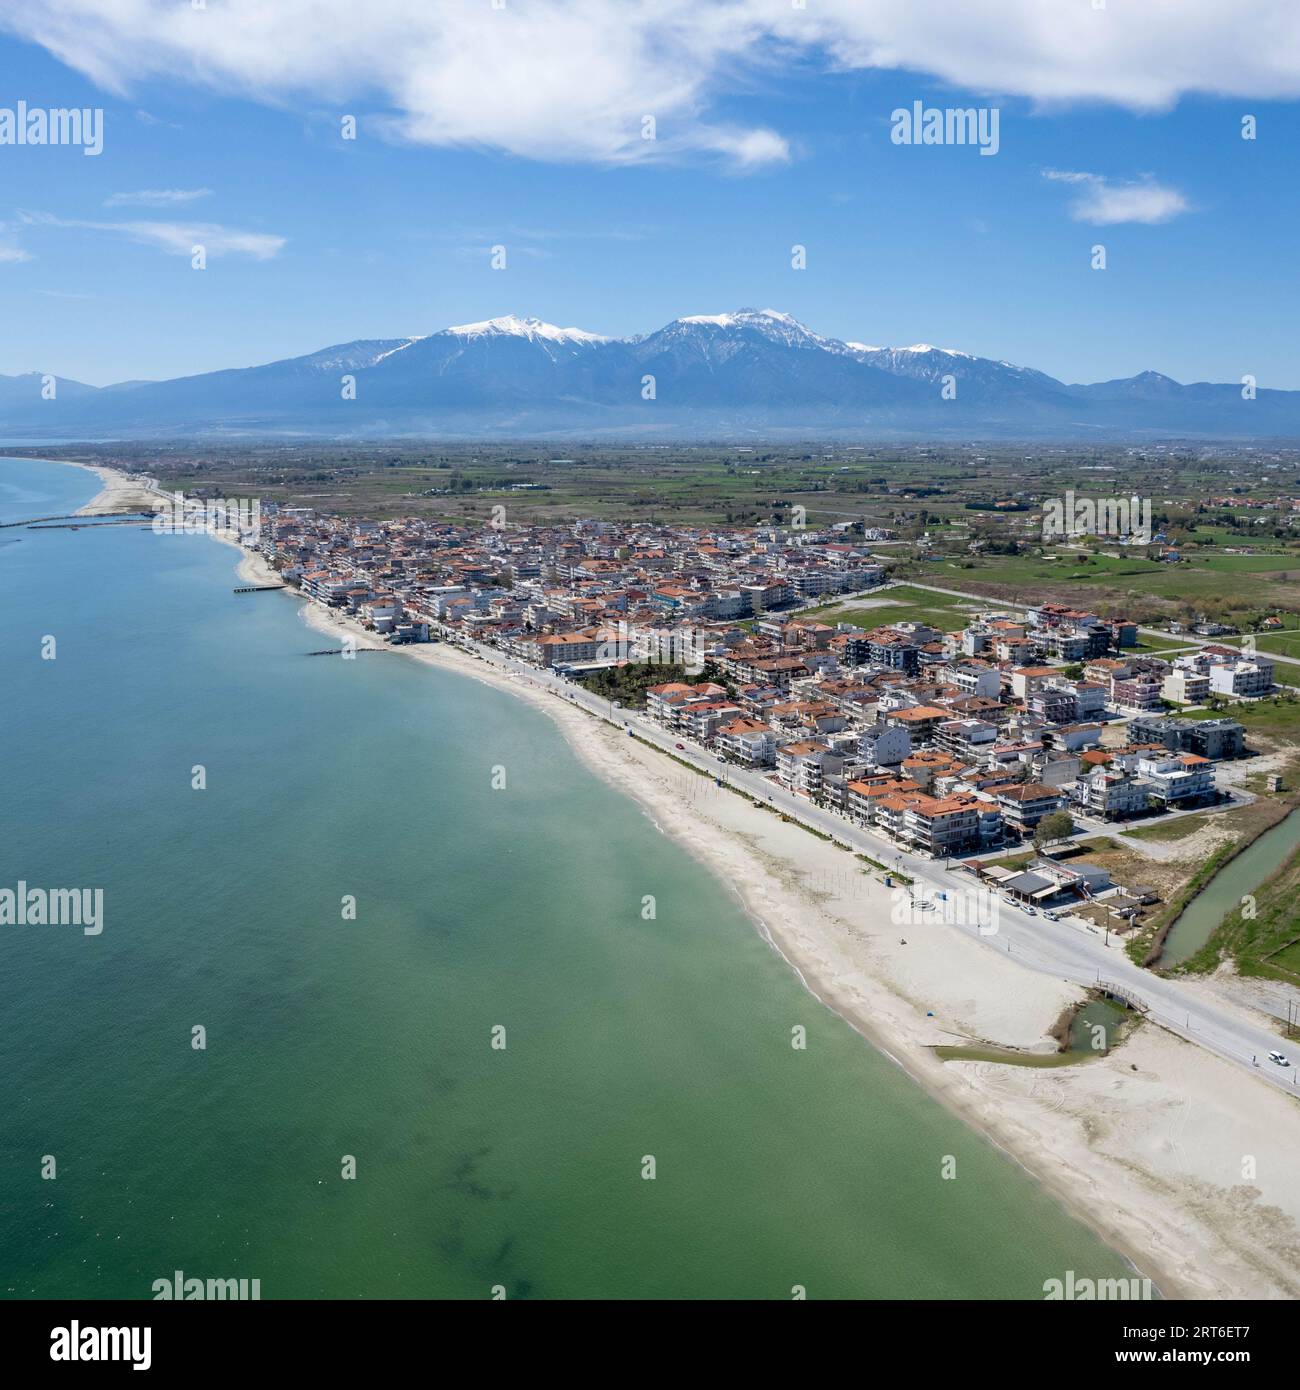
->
4;308;1297;441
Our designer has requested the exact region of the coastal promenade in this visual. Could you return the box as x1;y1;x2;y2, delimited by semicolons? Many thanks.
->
435;622;1300;1099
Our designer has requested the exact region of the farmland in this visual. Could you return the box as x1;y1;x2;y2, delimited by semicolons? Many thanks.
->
17;438;1300;634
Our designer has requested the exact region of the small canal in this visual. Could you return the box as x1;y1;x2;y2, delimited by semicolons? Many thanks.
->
1159;808;1300;967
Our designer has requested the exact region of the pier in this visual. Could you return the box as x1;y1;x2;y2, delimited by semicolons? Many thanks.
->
233;584;287;593
3;510;153;529
28;517;157;531
304;647;391;656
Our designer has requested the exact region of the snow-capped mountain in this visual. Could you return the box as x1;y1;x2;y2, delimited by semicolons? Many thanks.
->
846;343;1078;415
443;314;611;346
660;308;848;354
3;309;1298;439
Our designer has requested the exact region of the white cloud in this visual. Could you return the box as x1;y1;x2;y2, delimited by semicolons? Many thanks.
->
6;1;1300;168
19;211;285;259
1043;169;1190;225
0;220;31;262
104;188;213;207
703;126;792;171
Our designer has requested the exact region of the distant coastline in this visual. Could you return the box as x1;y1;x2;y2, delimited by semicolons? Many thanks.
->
13;453;163;516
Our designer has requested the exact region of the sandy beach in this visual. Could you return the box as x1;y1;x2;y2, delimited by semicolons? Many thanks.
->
74;462;165;516
52;464;1300;1300
15;455;166;517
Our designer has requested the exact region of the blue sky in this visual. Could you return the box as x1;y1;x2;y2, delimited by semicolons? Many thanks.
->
2;2;1300;388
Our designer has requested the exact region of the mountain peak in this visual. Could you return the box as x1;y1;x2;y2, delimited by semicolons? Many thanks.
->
443;314;609;345
677;308;796;328
667;308;838;352
897;343;972;358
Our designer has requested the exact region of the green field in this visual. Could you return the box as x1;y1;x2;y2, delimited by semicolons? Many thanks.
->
1130;634;1201;653
804;583;980;631
1266;939;1300;977
1177;697;1300;742
1253;630;1300;659
947;550;1300;603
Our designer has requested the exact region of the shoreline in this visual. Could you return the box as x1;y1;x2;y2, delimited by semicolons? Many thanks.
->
268;553;1300;1300
28;461;1300;1299
12;453;167;516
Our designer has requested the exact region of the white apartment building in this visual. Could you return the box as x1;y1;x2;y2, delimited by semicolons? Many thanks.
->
1073;768;1150;819
858;724;913;767
1136;752;1216;805
1162;667;1210;704
776;740;833;795
715;718;778;766
1208;659;1274;698
946;662;1003;699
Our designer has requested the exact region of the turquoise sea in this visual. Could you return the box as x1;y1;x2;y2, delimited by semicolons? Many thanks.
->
0;456;1133;1299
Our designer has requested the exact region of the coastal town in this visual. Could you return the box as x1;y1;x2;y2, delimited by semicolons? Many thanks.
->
239;502;1276;924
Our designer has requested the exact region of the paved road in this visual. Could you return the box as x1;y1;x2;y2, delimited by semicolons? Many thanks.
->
436;624;1300;1098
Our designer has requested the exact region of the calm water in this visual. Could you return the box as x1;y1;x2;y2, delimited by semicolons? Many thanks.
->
0;456;1132;1299
1161;809;1300;966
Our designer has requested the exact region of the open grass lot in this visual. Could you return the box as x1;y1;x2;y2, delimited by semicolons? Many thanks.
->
872;584;972;610
1266;938;1300;977
1253;629;1300;659
1129;634;1202;653
805;583;980;631
1177;698;1300;745
817;600;970;631
845;604;957;629
1123;811;1221;843
1184;527;1295;549
941;550;1300;608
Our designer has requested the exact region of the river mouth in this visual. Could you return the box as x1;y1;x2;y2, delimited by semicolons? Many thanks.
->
934;997;1133;1068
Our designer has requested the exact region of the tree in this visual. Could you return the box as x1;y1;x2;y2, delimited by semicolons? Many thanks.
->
1033;810;1075;850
